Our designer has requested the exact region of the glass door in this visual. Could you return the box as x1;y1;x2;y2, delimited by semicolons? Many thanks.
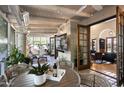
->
77;25;90;70
116;6;124;86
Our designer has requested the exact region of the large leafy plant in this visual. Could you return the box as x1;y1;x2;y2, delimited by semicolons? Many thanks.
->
6;47;25;66
29;61;49;76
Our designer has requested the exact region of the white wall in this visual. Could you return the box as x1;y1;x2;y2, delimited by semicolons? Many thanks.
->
90;18;116;52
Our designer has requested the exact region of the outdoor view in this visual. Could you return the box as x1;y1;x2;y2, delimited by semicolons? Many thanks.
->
0;16;8;62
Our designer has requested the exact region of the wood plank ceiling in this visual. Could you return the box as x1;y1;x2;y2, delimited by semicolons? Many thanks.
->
0;5;105;36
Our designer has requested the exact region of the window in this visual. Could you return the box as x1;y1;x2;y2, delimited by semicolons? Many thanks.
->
106;37;116;53
29;36;49;45
34;37;40;45
0;16;8;62
9;27;15;51
0;16;8;75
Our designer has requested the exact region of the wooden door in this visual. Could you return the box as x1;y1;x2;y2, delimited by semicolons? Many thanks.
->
77;24;90;70
116;6;124;86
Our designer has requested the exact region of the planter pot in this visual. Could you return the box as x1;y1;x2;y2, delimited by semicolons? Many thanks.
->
34;74;47;86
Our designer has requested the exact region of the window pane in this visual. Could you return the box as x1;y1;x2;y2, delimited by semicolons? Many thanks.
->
80;34;83;39
83;35;87;40
83;59;88;65
83;53;87;59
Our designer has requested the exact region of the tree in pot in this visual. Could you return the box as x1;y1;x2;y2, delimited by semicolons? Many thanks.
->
29;61;49;86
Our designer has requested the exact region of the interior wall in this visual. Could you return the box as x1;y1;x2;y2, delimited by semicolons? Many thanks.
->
90;18;116;52
70;21;78;63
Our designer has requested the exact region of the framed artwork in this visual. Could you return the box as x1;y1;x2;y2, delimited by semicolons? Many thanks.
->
56;33;68;52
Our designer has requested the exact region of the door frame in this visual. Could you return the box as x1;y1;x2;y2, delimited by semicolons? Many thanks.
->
116;6;124;86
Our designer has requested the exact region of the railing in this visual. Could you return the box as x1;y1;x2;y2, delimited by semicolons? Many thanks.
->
79;73;112;87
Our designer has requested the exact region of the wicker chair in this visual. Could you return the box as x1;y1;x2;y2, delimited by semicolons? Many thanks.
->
3;64;28;87
79;73;111;87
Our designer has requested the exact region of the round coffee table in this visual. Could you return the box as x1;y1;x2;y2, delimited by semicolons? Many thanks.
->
11;68;80;87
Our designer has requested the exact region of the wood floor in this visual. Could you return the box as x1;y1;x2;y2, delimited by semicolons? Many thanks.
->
90;63;116;78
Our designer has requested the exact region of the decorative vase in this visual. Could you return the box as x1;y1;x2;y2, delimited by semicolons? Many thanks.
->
34;74;47;86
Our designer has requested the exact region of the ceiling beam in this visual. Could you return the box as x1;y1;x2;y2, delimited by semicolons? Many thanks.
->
29;29;57;33
8;14;63;25
30;32;56;34
76;5;87;14
30;16;66;23
28;26;57;29
8;5;23;26
29;24;58;27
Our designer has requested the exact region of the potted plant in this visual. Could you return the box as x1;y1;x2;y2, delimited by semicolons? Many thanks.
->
6;46;32;66
6;46;25;67
29;61;49;86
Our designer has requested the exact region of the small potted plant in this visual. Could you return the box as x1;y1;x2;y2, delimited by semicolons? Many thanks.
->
29;61;49;86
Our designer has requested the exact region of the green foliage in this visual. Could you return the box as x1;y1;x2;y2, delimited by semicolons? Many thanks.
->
29;61;49;75
6;46;25;66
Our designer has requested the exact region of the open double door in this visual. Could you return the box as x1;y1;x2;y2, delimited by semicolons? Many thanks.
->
77;6;124;86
